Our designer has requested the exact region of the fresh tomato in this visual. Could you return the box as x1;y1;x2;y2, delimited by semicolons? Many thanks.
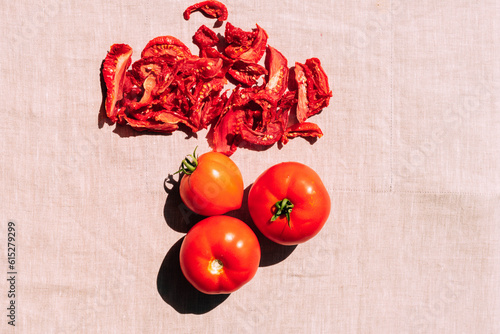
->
177;148;244;216
179;216;261;294
247;162;331;245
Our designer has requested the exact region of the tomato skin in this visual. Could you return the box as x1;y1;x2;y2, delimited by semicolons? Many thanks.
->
179;216;261;294
248;162;331;245
180;151;244;216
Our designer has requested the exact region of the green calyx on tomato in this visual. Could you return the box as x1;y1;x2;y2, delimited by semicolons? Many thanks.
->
271;198;294;226
175;147;199;175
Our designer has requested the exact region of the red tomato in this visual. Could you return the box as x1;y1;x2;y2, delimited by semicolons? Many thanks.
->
179;216;261;294
178;148;244;216
248;162;331;245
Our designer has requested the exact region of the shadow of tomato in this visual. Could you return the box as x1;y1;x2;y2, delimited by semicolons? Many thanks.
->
163;174;206;233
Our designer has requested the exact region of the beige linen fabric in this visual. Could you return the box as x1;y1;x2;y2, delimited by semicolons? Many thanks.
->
1;0;499;333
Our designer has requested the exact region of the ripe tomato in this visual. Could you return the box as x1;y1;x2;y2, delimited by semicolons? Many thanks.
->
248;162;331;245
178;148;244;216
179;216;261;294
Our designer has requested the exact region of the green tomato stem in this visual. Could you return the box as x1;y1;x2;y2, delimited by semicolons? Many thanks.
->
271;198;294;227
174;147;199;175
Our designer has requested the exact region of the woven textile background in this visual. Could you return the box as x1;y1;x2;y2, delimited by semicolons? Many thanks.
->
1;0;499;333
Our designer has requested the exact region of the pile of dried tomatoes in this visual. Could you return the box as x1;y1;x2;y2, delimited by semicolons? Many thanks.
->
102;0;332;155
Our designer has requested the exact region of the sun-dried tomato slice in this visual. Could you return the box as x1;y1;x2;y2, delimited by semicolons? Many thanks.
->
264;46;289;101
239;105;288;147
183;0;228;21
294;62;308;123
224;22;254;46
227;61;267;86
121;114;180;132
210;90;242;155
192;57;224;79
128;75;157;111
102;44;133;123
188;77;227;130
141;36;192;60
281;122;323;145
193;25;219;50
224;23;268;63
295;58;332;123
131;56;176;83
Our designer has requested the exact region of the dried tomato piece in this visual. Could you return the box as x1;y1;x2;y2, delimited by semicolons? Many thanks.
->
141;36;192;60
126;56;177;116
188;77;227;130
294;62;308;123
239;106;288;147
200;47;231;63
199;47;234;79
121;115;180;133
295;58;332;123
264;46;289;101
128;76;157;111
224;23;268;63
193;25;219;49
281;122;323;145
183;0;228;21
131;56;175;83
304;58;332;114
192;57;224;79
211;91;242;155
227;61;267;86
211;83;290;155
224;22;254;46
102;43;133;123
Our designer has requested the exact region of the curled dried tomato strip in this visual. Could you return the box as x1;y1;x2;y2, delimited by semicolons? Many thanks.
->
122;115;180;132
281;122;323;145
183;0;228;21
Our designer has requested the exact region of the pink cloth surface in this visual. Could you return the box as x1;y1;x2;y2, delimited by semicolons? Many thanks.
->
1;0;499;333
